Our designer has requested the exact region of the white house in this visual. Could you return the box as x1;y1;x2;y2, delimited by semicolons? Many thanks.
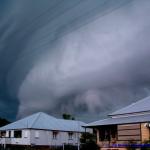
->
0;112;86;149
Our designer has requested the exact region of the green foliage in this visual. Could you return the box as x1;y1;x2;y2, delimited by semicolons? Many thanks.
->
126;138;150;150
0;117;10;127
63;145;77;150
62;113;75;120
80;132;96;143
141;139;150;150
80;132;98;150
126;139;137;150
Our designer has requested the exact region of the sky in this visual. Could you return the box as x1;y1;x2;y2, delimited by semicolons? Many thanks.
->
0;0;150;122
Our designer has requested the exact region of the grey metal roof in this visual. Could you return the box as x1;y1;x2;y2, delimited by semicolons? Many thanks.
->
0;112;85;132
84;113;150;127
109;96;150;116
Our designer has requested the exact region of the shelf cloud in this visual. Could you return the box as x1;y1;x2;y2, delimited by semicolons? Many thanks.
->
0;0;150;121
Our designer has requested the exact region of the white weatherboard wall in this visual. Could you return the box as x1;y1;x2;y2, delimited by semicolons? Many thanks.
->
0;129;81;146
1;130;31;145
11;130;30;145
30;130;50;146
30;129;80;146
50;131;80;146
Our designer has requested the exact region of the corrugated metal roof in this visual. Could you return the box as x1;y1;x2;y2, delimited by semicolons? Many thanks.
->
0;112;85;132
84;113;150;127
109;96;150;116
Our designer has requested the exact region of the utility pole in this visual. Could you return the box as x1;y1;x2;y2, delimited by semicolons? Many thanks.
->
77;133;80;150
77;121;80;150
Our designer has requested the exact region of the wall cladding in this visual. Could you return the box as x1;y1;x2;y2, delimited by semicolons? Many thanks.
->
141;123;150;142
117;123;141;142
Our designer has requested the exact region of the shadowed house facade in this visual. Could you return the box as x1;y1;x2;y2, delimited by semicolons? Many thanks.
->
0;112;85;149
85;96;150;150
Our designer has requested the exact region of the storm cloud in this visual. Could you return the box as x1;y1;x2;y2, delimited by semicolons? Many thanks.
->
1;0;150;121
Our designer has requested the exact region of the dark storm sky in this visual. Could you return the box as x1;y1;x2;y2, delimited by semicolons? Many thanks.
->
1;0;150;122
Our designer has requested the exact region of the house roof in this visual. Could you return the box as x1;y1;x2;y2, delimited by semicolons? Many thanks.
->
84;96;150;127
109;96;150;116
84;113;150;127
0;112;85;132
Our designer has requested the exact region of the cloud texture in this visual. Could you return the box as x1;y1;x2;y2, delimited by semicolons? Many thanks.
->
1;0;150;121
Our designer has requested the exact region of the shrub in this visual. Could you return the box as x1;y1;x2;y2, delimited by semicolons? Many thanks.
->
141;139;150;150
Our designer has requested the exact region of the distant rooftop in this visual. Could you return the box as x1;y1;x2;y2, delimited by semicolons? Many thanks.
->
85;113;150;127
0;112;85;132
109;96;150;116
85;95;150;127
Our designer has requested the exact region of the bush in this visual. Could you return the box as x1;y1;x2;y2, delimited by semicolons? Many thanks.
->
80;132;99;150
63;144;77;150
126;139;137;150
80;141;98;150
141;139;150;150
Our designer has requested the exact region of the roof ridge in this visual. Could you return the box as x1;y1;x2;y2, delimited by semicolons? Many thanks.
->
109;96;150;116
30;112;43;128
0;112;85;132
109;102;137;115
57;118;85;124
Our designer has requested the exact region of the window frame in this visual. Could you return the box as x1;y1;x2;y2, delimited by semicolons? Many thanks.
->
52;131;58;139
14;130;22;138
0;131;6;137
35;131;39;138
68;132;73;140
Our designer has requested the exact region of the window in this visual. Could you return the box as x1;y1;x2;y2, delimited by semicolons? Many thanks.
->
14;130;22;138
68;132;73;140
0;131;6;137
52;131;58;139
24;131;28;138
99;125;117;141
99;129;106;141
8;131;11;138
35;131;39;138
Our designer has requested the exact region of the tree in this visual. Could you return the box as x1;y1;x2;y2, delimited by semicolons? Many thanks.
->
141;139;150;150
80;132;98;150
0;117;10;127
126;139;137;150
62;113;75;120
